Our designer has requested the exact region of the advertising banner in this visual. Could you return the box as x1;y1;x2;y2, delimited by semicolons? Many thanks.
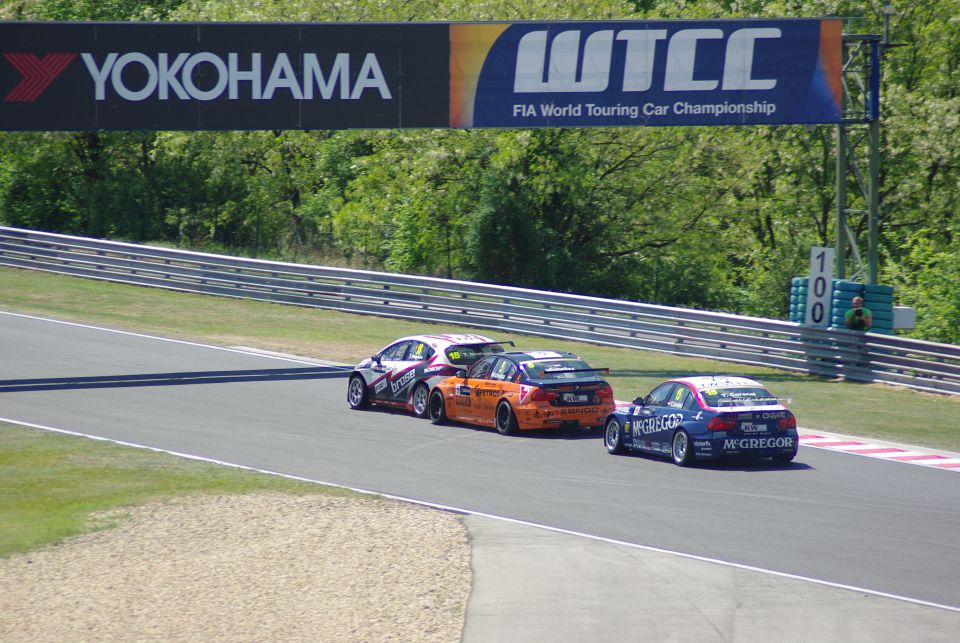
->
0;19;842;131
451;19;842;128
0;22;449;130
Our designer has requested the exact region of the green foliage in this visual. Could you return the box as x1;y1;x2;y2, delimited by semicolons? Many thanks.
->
884;230;960;344
0;0;185;20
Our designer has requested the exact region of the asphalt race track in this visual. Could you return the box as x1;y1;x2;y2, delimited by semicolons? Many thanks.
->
2;310;959;614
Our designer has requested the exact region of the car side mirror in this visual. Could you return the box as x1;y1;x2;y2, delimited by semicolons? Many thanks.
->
633;396;647;406
372;354;381;364
456;369;468;379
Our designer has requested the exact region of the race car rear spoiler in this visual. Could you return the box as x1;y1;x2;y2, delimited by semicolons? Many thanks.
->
712;396;786;407
530;367;611;385
541;367;610;375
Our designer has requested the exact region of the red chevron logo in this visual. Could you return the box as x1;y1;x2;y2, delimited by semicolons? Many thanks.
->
3;52;76;102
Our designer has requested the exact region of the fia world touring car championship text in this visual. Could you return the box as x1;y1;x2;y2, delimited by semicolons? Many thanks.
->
513;100;778;120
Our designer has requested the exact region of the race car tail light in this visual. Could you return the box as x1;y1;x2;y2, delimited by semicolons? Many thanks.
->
707;413;738;431
595;384;613;399
530;387;557;402
778;413;797;430
590;384;614;404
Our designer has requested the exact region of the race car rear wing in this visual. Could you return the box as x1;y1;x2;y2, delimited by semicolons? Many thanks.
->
541;367;610;375
712;396;788;407
531;367;611;384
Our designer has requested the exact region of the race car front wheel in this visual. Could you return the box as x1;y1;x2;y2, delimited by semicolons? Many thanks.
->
411;383;430;418
671;429;694;467
347;374;369;409
428;390;447;425
604;418;624;454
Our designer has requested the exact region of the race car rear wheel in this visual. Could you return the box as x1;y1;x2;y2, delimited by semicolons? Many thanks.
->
428;389;448;425
494;401;519;435
347;374;369;409
671;429;694;467
772;452;795;464
411;383;430;418
604;418;624;454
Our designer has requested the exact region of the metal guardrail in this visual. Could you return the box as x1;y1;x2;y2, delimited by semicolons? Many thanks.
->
2;225;959;396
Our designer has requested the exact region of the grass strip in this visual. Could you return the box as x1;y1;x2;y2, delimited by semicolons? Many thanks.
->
0;422;359;557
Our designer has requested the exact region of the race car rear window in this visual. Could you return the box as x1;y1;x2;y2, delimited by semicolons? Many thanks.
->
445;344;504;366
701;387;777;407
408;342;435;361
522;359;595;381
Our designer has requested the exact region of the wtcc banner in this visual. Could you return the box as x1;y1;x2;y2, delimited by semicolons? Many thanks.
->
0;19;841;131
451;19;842;128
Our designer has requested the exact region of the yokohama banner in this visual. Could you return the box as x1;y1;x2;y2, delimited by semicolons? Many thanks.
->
0;22;449;130
0;19;842;131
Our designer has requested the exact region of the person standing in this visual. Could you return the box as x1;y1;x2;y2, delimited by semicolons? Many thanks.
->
844;296;873;331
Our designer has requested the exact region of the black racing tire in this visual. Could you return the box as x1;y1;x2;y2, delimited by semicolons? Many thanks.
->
772;452;796;464
494;400;519;435
671;429;695;467
604;417;624;454
347;374;369;410
428;389;448;425
411;383;430;418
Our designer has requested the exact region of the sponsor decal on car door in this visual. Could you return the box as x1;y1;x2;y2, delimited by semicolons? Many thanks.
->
627;383;677;450
453;379;475;420
475;358;515;422
387;341;431;403
460;357;496;422
372;341;411;403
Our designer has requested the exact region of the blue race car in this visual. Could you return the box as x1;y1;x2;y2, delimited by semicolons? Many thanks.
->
603;376;798;466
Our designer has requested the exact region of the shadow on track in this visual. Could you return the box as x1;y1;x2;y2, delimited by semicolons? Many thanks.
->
0;366;349;393
351;405;602;440
609;448;815;472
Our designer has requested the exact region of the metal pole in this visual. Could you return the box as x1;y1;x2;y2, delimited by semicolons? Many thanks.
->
884;2;892;43
868;117;880;284
836;125;847;279
867;15;886;285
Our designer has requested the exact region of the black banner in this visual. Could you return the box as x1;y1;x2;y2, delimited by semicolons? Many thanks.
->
0;22;450;131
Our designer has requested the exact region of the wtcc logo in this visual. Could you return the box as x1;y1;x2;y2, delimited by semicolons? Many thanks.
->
2;53;75;102
513;27;781;94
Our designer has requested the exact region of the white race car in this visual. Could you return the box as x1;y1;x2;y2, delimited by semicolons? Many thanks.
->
346;334;511;417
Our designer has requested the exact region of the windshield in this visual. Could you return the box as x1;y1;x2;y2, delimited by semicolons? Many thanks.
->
521;358;597;381
700;386;778;407
445;343;505;367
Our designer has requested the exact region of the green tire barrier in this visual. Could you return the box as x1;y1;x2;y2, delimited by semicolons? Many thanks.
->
791;277;896;334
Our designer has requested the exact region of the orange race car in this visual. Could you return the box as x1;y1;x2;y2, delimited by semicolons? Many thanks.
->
426;350;615;434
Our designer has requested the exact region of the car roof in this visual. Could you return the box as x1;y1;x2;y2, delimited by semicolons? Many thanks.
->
390;333;498;348
499;350;582;363
673;375;766;390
